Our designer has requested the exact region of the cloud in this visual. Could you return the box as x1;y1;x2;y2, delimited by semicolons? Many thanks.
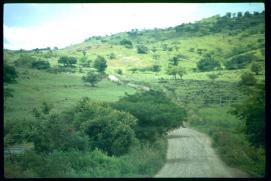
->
4;3;201;50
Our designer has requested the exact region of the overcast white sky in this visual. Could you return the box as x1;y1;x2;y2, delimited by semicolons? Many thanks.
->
4;3;264;50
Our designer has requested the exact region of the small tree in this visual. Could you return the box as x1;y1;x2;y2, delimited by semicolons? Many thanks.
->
166;66;178;80
176;66;186;80
82;70;102;87
79;56;91;67
152;65;161;72
94;56;107;73
197;54;221;72
58;56;77;67
120;39;133;49
251;63;262;75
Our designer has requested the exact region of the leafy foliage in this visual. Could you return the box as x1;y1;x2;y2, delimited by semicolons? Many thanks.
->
225;54;256;70
112;90;187;141
4;64;18;83
82;70;102;86
31;60;50;70
231;83;265;147
137;45;149;54
250;63;262;75
239;72;257;87
94;56;107;73
120;39;133;49
58;56;77;67
197;53;221;72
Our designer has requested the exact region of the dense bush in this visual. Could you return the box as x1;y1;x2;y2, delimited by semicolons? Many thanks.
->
225;54;256;70
197;53;221;72
79;56;91;67
112;90;187;141
250;63;262;75
58;56;77;67
30;114;90;153
137;45;149;54
239;72;257;87
31;60;50;70
94;56;107;73
120;39;133;49
67;98;138;156
231;83;265;148
14;54;37;67
82;70;102;86
4;64;18;83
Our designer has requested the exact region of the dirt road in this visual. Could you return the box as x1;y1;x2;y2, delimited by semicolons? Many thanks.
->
155;127;249;178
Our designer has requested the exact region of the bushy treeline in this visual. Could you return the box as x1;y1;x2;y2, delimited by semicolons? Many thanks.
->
5;90;186;177
175;11;264;36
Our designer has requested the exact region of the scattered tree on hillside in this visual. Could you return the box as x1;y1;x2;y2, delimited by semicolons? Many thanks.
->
58;56;77;67
31;60;50;70
137;45;149;54
167;65;186;80
152;65;161;72
79;56;91;67
169;54;185;66
120;39;133;49
82;70;102;86
197;53;221;72
225;54;255;70
94;56;107;73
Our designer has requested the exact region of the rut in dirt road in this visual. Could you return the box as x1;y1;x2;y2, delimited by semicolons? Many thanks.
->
155;127;249;178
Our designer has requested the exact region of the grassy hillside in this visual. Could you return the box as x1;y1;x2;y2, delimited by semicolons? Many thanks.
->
4;11;265;178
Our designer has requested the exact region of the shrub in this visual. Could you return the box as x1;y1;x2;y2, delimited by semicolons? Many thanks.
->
58;56;77;67
82;70;102;87
31;60;50;70
250;63;262;75
94;56;107;73
31;113;90;153
4;64;17;83
79;56;91;67
120;39;133;49
239;72;257;86
115;69;123;75
109;53;116;59
225;54;256;70
137;45;149;54
69;98;138;156
197;53;221;72
14;54;37;67
112;90;187;141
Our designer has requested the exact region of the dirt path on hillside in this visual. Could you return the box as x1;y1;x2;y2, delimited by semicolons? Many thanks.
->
155;127;249;178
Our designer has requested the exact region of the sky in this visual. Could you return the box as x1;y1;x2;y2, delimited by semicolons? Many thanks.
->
4;3;264;50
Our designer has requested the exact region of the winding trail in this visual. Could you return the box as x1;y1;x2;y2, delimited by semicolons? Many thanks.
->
155;127;249;178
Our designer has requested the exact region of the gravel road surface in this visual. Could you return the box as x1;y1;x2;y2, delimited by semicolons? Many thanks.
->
155;127;249;178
